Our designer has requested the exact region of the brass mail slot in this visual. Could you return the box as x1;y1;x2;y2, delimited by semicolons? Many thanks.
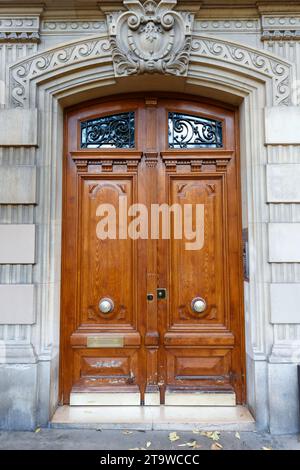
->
86;335;124;348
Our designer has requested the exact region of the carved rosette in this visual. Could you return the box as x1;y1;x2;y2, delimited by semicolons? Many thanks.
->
107;0;194;76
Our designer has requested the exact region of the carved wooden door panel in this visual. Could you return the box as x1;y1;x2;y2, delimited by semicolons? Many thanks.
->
61;96;245;406
157;100;245;405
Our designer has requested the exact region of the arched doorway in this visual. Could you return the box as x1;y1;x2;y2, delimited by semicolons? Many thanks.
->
60;94;246;407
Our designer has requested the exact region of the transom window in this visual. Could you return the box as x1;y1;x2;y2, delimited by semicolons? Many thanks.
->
80;110;223;150
81;112;135;149
168;112;223;149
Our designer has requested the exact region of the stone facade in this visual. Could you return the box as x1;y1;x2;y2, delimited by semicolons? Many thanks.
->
0;0;300;434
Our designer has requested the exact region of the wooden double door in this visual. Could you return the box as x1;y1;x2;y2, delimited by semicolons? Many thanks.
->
61;95;245;406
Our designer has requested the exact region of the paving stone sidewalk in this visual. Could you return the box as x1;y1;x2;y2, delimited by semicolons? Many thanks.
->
0;429;299;450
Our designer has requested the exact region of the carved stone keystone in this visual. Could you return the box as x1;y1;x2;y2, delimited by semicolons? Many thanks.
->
107;0;194;76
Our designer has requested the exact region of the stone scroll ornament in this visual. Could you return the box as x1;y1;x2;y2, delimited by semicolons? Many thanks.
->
107;0;194;76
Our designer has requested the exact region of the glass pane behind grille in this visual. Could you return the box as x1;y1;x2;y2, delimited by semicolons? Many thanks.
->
81;112;135;149
168;112;223;149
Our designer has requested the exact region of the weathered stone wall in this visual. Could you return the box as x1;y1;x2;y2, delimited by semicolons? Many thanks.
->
0;0;300;433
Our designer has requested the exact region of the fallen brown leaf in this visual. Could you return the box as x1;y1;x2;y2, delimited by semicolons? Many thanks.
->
169;432;180;442
211;442;223;450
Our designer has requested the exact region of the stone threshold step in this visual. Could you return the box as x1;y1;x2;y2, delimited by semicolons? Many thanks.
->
50;405;255;431
70;390;236;407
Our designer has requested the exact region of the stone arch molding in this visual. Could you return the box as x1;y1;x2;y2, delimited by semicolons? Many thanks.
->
8;31;294;108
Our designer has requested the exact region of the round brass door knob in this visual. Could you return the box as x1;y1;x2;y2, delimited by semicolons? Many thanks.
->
191;297;207;313
98;298;114;314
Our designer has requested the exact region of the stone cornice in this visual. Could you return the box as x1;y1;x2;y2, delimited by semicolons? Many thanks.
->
1;1;300;44
0;0;295;11
98;0;202;14
256;2;300;15
0;12;42;43
257;1;300;41
261;13;300;42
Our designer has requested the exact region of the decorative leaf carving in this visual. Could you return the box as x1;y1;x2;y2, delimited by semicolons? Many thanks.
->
88;182;128;199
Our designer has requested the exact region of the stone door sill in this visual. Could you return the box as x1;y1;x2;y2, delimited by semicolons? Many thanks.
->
50;405;255;431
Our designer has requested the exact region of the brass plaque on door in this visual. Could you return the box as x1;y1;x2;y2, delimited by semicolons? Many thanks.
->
87;335;124;348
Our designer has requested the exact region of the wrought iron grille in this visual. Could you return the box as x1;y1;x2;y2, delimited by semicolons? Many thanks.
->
168;112;223;149
81;112;135;149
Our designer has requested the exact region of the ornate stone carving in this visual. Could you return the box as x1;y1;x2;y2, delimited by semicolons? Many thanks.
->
9;37;111;107
0;16;40;43
107;0;194;76
262;15;300;41
8;32;293;108
191;36;292;106
0;32;40;42
41;20;107;34
195;19;260;33
262;30;300;41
